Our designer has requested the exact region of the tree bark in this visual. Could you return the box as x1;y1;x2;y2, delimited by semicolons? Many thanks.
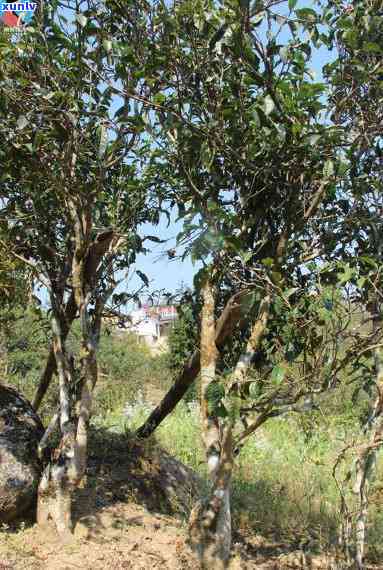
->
36;203;111;536
189;276;233;569
136;289;250;439
32;231;114;411
190;423;234;570
353;295;383;570
32;293;77;411
37;308;77;537
189;292;271;567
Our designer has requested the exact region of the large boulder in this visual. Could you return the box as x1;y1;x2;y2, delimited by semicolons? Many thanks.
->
0;384;44;522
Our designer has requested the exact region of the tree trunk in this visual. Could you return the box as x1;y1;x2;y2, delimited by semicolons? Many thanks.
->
33;227;114;412
188;277;235;568
32;292;77;411
353;295;383;570
190;423;234;570
189;288;271;567
37;308;77;536
37;460;73;540
354;449;375;570
136;290;250;439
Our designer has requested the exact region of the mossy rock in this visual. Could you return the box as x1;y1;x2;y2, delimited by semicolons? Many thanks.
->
0;384;44;522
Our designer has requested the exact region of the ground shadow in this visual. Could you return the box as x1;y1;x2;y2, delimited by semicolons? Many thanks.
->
71;425;199;539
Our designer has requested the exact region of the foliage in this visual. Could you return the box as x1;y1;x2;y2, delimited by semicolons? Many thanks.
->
0;306;171;419
168;305;198;373
0;0;381;563
0;306;51;404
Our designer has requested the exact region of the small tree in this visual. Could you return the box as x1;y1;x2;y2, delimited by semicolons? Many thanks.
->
326;1;383;565
133;0;350;564
0;0;157;534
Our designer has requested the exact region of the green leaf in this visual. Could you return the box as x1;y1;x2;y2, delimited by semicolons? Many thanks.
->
271;364;286;385
323;159;334;177
153;93;166;105
144;236;165;243
241;251;253;264
337;264;354;285
253;11;265;26
252;108;261;127
309;134;321;145
261;257;274;268
364;42;381;53
136;270;149;287
114;104;129;119
216;403;228;418
206;382;225;415
296;8;317;23
284;287;298;299
288;0;298;10
360;256;378;269
103;39;113;53
249;382;260;399
279;47;289;63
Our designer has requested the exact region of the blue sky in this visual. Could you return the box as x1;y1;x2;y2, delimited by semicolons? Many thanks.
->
129;215;199;295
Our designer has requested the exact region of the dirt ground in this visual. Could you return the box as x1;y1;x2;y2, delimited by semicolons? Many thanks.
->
0;503;342;570
0;429;379;570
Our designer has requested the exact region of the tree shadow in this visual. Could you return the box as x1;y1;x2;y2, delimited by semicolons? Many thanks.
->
231;477;340;565
71;425;199;539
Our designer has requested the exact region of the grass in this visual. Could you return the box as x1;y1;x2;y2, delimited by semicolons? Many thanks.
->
94;397;383;562
3;318;383;564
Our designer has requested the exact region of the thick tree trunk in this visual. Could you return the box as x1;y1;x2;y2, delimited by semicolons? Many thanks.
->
189;277;232;568
37;309;77;536
33;293;77;411
190;292;271;567
74;327;99;484
136;290;250;439
353;296;383;570
33;349;57;412
190;424;234;570
37;461;73;539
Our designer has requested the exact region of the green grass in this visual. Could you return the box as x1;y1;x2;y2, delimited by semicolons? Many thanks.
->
100;399;383;561
3;312;383;562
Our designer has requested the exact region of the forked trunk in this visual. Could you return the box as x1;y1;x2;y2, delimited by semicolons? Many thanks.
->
36;310;78;535
190;285;271;568
32;293;77;411
136;290;250;439
37;460;73;539
36;299;100;535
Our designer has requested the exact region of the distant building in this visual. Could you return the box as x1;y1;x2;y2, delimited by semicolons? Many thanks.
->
129;304;178;352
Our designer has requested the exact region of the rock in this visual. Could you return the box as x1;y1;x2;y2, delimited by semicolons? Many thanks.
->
82;432;200;521
0;384;44;522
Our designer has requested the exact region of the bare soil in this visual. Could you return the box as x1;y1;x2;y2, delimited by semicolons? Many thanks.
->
0;428;380;570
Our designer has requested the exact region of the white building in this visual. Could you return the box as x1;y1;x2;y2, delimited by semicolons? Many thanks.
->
129;305;178;351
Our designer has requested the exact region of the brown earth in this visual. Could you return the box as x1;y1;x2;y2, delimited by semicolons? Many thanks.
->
0;428;380;570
